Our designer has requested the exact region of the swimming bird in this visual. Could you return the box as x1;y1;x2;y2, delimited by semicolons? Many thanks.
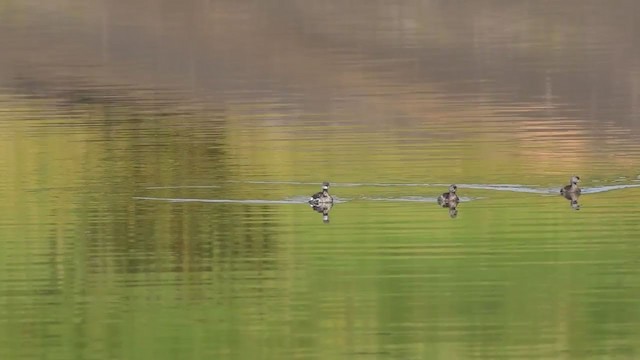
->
560;176;581;195
309;182;333;205
437;184;460;205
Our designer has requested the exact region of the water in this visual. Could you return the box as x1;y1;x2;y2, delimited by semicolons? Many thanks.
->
2;1;640;359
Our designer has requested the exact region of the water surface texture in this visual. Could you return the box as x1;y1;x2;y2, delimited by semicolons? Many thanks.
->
2;1;640;359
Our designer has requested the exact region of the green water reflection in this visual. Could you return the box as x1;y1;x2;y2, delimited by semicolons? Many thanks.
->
1;99;640;359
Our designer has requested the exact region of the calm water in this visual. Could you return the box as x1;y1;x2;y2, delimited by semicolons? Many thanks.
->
2;1;640;359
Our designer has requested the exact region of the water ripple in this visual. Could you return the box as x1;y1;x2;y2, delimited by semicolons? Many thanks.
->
143;182;640;196
133;196;301;204
133;196;349;204
362;196;477;202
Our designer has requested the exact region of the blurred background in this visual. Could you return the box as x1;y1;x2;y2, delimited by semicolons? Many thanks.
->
1;1;640;359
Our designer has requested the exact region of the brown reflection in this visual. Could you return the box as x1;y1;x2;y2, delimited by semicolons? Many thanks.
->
2;0;639;131
310;203;333;224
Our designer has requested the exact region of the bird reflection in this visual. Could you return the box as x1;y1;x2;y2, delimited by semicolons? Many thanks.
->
562;191;581;210
310;203;333;223
437;199;459;218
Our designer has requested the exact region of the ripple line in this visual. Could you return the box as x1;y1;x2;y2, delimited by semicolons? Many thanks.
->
133;196;301;204
145;185;220;190
142;182;640;196
133;196;348;204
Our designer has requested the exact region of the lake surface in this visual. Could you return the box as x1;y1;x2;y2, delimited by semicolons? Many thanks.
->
1;1;640;359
